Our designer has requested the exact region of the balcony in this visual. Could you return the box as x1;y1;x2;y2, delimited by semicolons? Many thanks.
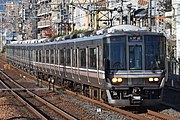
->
37;0;50;5
37;19;51;29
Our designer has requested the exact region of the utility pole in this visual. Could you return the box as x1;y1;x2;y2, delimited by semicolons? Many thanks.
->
89;0;93;30
175;1;180;60
148;0;152;31
29;0;38;39
0;13;4;52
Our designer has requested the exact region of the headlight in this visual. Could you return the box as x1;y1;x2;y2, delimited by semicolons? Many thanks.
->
117;78;123;82
112;78;117;83
149;78;154;82
112;78;123;83
154;78;159;81
148;77;159;82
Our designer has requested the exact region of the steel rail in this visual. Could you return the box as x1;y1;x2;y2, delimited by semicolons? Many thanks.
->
66;90;148;120
0;71;78;120
0;75;47;120
147;109;178;120
1;62;148;120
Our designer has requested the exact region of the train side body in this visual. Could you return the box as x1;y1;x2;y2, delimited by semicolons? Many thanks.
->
6;26;167;106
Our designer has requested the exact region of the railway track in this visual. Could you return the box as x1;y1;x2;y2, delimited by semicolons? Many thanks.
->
141;109;178;120
0;71;77;120
66;89;179;120
0;55;179;120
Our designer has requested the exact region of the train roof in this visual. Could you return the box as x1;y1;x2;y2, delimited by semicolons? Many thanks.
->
7;25;164;47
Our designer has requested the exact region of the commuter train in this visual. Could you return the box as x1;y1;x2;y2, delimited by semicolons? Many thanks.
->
6;25;167;106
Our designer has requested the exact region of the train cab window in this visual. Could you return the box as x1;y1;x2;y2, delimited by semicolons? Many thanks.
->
60;49;64;64
144;35;165;70
36;50;38;62
46;50;49;63
66;49;71;66
89;48;97;69
129;45;142;70
79;48;86;68
105;36;126;70
50;49;54;64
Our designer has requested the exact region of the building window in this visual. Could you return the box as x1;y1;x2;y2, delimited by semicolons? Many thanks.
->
57;13;60;19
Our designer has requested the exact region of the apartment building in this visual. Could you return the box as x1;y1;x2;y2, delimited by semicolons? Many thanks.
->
37;0;57;38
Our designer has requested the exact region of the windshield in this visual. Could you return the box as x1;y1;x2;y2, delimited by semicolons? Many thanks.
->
145;35;166;70
105;36;126;70
129;45;142;70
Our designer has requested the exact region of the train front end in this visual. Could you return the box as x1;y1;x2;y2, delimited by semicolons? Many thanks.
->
103;32;167;106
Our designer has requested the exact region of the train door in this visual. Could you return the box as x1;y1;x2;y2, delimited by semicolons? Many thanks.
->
71;48;76;81
129;45;142;70
54;46;59;75
88;46;98;82
59;48;65;79
128;36;143;70
42;46;46;72
72;48;79;82
50;48;55;74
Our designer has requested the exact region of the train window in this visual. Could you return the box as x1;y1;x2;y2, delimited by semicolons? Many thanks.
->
36;50;38;62
39;50;42;62
46;50;49;63
20;49;22;58
99;46;103;70
25;50;27;60
60;49;64;64
27;50;29;60
79;48;86;68
23;50;26;59
29;50;31;61
58;49;60;64
42;50;45;63
72;49;77;67
28;50;30;61
105;36;126;70
30;50;32;61
66;49;71;66
144;35;165;70
55;49;58;65
50;49;54;64
89;48;97;69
